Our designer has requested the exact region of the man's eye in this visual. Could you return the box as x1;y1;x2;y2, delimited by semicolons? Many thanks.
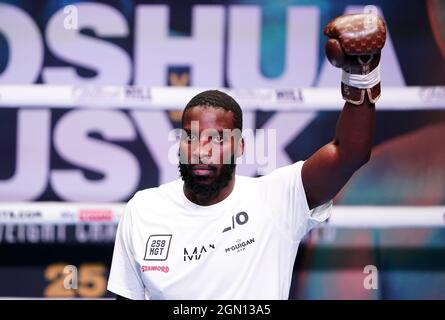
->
185;134;197;142
212;136;224;144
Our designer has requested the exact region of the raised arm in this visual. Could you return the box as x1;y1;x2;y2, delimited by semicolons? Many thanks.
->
302;12;386;209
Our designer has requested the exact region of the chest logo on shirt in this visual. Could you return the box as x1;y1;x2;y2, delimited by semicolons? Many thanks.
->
183;244;215;261
144;234;172;261
225;237;255;254
222;211;249;233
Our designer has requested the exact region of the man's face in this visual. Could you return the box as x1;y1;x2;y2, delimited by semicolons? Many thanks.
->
179;106;243;197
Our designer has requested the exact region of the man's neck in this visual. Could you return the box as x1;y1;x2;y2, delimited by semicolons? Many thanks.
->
183;175;236;206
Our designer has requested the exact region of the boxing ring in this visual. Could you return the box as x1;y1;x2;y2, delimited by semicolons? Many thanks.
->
0;85;444;299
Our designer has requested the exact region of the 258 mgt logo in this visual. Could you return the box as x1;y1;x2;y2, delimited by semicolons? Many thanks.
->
144;234;172;261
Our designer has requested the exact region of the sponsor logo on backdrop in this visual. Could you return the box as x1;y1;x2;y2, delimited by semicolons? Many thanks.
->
144;234;172;261
275;89;304;103
72;86;121;102
0;224;117;244
125;86;151;101
75;224;117;243
79;209;113;222
419;86;445;102
0;210;42;221
61;211;76;220
232;89;275;105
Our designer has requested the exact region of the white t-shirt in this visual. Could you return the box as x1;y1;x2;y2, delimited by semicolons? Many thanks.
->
107;161;332;300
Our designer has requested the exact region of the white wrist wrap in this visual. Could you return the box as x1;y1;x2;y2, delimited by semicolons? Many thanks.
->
342;64;380;89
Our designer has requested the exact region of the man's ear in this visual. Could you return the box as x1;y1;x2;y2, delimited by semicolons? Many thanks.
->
237;137;245;158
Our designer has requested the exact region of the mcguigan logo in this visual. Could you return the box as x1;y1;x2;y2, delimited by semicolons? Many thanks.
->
225;238;255;254
184;244;215;261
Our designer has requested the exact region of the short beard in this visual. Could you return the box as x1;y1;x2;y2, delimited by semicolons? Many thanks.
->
179;162;236;200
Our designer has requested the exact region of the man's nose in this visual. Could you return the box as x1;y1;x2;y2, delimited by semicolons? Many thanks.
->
192;139;212;162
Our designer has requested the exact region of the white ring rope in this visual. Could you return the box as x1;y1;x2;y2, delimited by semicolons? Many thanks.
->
0;202;443;228
0;85;444;111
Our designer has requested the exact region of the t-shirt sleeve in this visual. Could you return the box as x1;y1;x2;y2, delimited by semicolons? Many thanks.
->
107;199;146;300
260;160;332;242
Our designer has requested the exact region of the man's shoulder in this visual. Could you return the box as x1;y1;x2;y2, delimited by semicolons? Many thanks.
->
240;162;304;195
257;161;304;181
129;179;182;207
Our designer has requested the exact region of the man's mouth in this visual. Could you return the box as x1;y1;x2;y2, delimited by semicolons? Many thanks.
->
190;165;216;176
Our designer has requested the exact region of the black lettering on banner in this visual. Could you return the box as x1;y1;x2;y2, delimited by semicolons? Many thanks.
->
216;304;271;315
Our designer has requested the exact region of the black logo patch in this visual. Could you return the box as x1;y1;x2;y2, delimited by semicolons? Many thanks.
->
222;211;249;233
183;244;215;261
